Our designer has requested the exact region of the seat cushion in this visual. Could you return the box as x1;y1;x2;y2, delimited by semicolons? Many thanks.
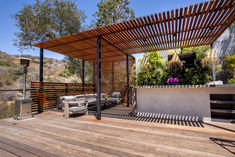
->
69;105;86;113
112;92;120;98
107;98;117;102
88;99;105;105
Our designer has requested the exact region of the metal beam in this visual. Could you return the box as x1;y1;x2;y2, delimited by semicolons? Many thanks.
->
82;60;85;85
39;48;44;82
126;54;129;107
101;37;135;59
96;35;101;120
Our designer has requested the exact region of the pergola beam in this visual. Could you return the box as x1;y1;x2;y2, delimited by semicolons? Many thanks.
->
96;35;101;120
126;54;129;107
39;48;44;82
101;37;135;59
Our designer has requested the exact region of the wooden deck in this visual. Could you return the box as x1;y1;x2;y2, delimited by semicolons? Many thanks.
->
0;106;235;157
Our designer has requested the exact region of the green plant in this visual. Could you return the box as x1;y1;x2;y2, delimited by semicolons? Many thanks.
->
224;54;235;77
0;102;15;119
11;69;24;80
227;78;235;84
58;69;71;78
135;46;211;86
0;60;11;66
135;51;167;85
12;0;85;51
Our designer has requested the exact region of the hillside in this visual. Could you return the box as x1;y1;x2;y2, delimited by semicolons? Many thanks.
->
0;51;80;118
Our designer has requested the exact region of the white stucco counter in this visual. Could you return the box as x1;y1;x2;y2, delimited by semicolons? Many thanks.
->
134;85;235;121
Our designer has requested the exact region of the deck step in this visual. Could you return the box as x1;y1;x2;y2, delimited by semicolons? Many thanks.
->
210;100;235;105
211;109;235;114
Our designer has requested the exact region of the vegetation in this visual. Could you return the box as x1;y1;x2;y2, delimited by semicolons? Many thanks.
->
92;0;135;27
12;0;91;82
12;0;85;51
0;102;15;119
224;54;235;77
135;52;167;85
64;58;93;83
135;46;212;85
0;60;11;66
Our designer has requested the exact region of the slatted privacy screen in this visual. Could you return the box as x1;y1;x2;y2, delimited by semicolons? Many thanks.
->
33;0;235;63
31;82;96;113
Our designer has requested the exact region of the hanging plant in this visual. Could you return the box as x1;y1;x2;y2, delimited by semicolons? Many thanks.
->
167;53;183;71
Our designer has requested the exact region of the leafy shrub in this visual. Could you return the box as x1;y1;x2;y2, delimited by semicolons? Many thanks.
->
135;51;167;85
0;102;15;119
0;60;11;66
11;69;24;80
224;54;235;78
136;46;211;85
0;73;14;86
59;69;72;78
227;78;235;84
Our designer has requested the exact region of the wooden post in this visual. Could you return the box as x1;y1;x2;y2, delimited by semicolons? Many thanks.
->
96;35;101;120
39;48;44;82
126;54;129;107
65;83;68;96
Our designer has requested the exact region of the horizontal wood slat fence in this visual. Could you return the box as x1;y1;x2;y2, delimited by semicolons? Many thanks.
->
31;82;96;113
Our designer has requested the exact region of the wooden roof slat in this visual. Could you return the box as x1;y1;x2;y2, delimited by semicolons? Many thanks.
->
190;2;203;46
162;12;170;49
175;9;179;48
204;0;234;44
193;1;211;46
150;14;163;50
144;16;159;50
178;8;183;48
197;0;220;45
195;0;216;46
180;6;188;48
147;16;160;49
207;1;235;45
155;13;167;50
187;3;198;47
184;5;193;48
140;17;156;51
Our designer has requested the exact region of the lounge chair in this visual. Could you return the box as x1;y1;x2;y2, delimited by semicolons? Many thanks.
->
58;94;97;109
107;92;121;105
63;98;88;118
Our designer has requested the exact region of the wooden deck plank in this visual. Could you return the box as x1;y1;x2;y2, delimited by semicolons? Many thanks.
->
28;117;234;156
0;111;235;157
0;149;18;157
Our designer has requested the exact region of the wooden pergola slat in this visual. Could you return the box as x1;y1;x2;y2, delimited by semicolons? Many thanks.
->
33;0;235;63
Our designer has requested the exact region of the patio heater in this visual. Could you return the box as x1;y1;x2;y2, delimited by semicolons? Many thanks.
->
14;58;32;120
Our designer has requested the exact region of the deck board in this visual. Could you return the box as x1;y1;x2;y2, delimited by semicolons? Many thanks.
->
0;109;234;157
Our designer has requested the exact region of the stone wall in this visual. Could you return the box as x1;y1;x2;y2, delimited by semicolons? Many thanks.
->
212;22;235;60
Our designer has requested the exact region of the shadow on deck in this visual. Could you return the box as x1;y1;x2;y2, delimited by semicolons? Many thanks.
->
69;104;205;128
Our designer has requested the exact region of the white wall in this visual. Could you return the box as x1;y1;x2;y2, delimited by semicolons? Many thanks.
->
136;87;235;121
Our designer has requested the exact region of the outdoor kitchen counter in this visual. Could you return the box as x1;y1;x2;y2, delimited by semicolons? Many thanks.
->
134;85;235;121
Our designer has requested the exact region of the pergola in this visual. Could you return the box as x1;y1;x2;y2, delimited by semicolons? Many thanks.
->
33;0;235;120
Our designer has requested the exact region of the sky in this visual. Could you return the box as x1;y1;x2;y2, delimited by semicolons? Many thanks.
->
0;0;206;61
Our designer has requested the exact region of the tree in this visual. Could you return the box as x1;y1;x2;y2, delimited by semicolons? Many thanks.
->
65;57;93;83
13;0;93;83
92;0;135;27
13;0;85;51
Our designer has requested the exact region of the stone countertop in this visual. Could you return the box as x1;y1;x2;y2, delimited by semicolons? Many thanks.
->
134;84;235;88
